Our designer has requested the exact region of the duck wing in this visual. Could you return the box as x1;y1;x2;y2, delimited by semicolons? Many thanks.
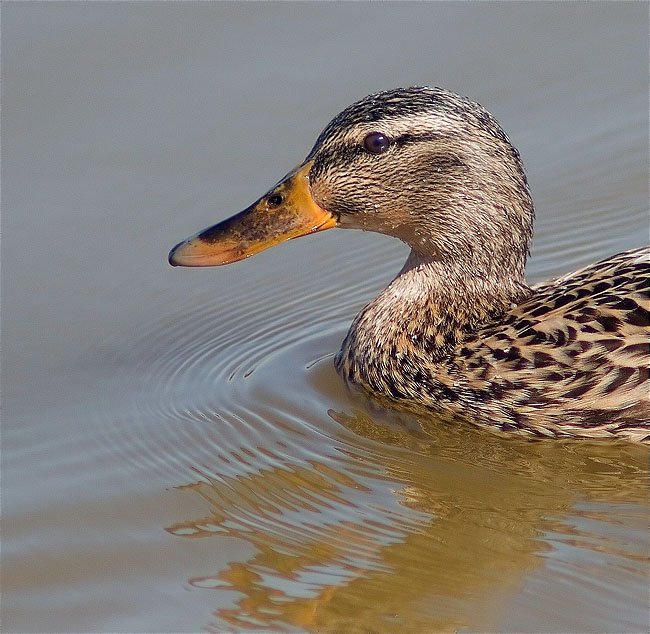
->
454;247;649;440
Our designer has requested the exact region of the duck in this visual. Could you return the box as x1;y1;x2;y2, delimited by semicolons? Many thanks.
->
169;87;649;442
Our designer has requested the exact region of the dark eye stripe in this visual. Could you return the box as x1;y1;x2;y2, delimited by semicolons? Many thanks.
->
393;131;448;147
312;144;364;176
360;130;447;154
312;131;452;178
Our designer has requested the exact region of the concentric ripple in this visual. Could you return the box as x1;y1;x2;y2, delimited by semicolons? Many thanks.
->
87;198;648;632
91;235;407;485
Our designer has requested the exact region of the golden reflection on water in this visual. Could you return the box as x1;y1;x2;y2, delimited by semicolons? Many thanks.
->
166;410;648;632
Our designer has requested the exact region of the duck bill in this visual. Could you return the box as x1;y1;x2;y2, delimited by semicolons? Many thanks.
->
168;161;337;267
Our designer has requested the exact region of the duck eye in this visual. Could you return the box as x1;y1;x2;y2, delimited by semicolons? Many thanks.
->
268;193;284;207
363;132;390;154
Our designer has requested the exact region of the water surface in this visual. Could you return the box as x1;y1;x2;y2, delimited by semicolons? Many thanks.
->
2;3;648;632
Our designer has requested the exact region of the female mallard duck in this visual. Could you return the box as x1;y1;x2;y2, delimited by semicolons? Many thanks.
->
169;87;649;442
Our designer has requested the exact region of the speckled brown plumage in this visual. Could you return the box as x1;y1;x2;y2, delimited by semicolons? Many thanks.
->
319;88;649;442
171;86;649;441
336;247;649;441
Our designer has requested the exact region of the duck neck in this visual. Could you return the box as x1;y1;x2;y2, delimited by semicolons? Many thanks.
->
392;249;531;346
336;249;531;386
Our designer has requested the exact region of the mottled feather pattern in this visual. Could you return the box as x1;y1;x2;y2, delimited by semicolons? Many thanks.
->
317;88;649;442
337;247;649;441
455;248;649;440
174;85;649;442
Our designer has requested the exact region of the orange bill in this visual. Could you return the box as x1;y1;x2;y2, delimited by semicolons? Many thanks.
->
169;161;337;267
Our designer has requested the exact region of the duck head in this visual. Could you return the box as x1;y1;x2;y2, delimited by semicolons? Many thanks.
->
169;87;533;279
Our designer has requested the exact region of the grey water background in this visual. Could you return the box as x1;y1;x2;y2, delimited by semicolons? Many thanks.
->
2;2;648;632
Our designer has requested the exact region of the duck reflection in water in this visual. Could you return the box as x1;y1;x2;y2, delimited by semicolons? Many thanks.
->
166;409;648;632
